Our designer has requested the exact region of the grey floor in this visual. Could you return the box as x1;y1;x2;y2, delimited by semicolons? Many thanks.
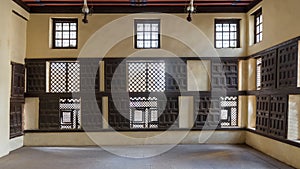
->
0;144;294;169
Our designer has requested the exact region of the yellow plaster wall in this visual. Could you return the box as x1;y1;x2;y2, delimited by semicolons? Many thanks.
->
26;13;246;59
247;0;300;55
246;132;300;169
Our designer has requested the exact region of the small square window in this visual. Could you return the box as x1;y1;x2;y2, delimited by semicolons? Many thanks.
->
52;18;78;49
215;19;241;49
134;19;160;49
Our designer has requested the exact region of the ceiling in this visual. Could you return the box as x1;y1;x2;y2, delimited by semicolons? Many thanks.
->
14;0;261;13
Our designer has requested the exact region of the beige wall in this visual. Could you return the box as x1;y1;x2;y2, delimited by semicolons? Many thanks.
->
26;13;246;59
246;132;300;169
247;0;300;55
0;0;12;158
0;0;29;158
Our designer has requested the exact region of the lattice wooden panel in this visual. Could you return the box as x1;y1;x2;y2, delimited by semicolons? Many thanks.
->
105;59;126;92
39;96;60;129
261;50;277;89
130;97;158;128
277;42;298;88
211;61;238;90
59;98;81;129
80;94;102;130
108;95;130;129
158;96;179;128
80;59;99;92
256;96;270;134
10;102;23;138
26;60;46;94
220;96;238;127
165;60;187;92
269;95;288;139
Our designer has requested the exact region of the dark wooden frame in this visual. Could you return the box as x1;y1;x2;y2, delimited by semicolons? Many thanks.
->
52;18;78;49
214;19;241;49
253;8;263;44
134;19;161;49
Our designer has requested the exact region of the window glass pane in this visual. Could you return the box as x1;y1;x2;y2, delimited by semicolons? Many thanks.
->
230;32;237;40
230;41;237;48
144;24;151;31
223;41;229;48
256;35;260;42
223;24;229;31
216;32;222;40
152;32;158;39
137;24;144;31
137;41;143;48
63;23;70;30
152;24;159;31
55;32;62;39
70;40;76;47
70;25;76;31
63;40;70;47
70;32;76;39
259;24;263;33
55;40;62;47
223;32;229;40
144;32;151;40
63;32;70;39
216;24;222;31
260;15;263;23
56;23;62;30
256;17;260;25
216;41;222;48
144;41;151;48
137;32;143;40
152;41;158;48
230;24;237;31
259;34;263;41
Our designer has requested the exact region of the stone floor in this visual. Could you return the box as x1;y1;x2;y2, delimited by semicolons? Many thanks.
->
0;144;294;169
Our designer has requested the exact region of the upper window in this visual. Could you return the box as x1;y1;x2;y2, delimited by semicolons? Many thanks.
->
134;19;160;49
52;18;78;49
253;8;263;43
215;19;240;48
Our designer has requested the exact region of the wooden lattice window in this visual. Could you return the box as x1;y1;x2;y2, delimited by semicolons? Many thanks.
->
130;97;158;129
48;61;80;93
127;61;165;92
220;96;238;127
215;19;240;48
256;57;262;90
52;18;78;48
60;98;81;129
253;8;263;43
134;19;160;49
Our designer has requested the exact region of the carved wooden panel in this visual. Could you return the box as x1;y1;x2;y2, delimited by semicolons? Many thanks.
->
211;61;238;91
26;60;46;94
256;96;270;134
39;96;60;129
108;95;130;129
80;94;102;130
158;96;179;128
11;63;25;98
277;42;298;88
269;95;288;139
105;59;126;92
165;60;187;92
261;50;277;90
80;59;99;93
10;102;23;138
194;96;220;128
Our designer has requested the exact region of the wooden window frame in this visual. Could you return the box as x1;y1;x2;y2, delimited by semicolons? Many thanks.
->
253;8;263;44
134;19;161;49
52;18;78;49
214;19;241;49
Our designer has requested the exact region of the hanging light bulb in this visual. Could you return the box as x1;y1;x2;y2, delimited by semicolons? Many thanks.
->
82;0;90;24
186;0;195;22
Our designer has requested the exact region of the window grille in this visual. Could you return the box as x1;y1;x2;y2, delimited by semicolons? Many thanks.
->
60;98;81;129
135;19;160;49
215;19;240;48
52;18;78;48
